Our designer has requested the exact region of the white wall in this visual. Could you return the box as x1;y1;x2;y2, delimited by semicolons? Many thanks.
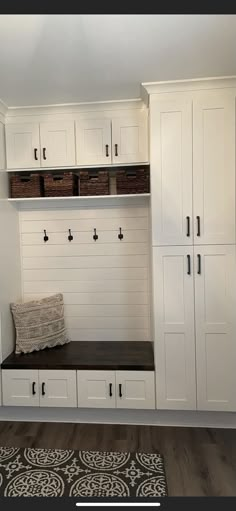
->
0;121;22;361
19;198;150;343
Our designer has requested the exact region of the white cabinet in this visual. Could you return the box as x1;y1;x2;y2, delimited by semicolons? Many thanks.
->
76;112;148;166
77;370;116;408
195;245;236;411
76;119;111;165
193;92;235;245
150;95;193;246
112;114;148;165
2;369;77;407
6;123;40;169
40;121;75;167
153;246;196;410
6;121;75;169
39;370;77;408
116;371;155;409
77;370;155;409
2;370;39;406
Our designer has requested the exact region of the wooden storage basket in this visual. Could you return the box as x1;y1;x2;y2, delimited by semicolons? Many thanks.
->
44;172;78;197
79;170;109;196
116;168;150;194
10;173;44;198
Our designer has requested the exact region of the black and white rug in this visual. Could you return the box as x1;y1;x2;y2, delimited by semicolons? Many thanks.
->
0;447;168;497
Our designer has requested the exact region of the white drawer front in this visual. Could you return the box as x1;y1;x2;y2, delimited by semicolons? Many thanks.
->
39;370;77;408
77;370;116;408
116;371;155;409
2;370;39;407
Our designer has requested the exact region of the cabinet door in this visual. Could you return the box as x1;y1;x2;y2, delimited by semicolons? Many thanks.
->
195;245;236;411
76;119;111;165
153;246;196;410
193;91;235;245
116;371;155;409
5;123;40;169
77;370;116;408
112;113;148;164
2;370;39;406
150;95;193;246
39;370;77;407
40;121;75;167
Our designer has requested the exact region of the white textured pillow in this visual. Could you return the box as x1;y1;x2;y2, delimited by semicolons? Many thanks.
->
11;293;70;354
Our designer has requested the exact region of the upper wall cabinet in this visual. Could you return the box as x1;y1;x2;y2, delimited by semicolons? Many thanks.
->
76;112;148;166
39;121;76;167
150;95;193;246
6;123;40;169
6;121;76;169
193;91;235;245
76;119;111;165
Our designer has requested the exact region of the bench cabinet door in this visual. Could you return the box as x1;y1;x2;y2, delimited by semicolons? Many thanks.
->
116;371;155;409
2;370;39;406
77;370;116;408
39;370;77;407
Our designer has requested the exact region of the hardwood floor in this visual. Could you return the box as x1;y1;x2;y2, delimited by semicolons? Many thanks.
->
0;421;235;496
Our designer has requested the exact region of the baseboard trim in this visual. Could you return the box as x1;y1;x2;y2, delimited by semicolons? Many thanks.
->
1;407;236;428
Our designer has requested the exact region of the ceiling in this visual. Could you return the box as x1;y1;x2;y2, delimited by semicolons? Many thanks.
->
0;14;236;107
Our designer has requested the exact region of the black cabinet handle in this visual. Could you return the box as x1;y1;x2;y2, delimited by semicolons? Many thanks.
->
109;383;112;397
32;382;36;395
43;148;47;160
34;148;38;161
196;216;201;237
197;254;201;275
42;382;46;396
187;254;191;275
105;144;109;157
119;383;122;398
115;144;118;157
186;216;190;237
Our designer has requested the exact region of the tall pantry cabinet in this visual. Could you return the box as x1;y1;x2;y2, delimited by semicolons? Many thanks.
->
147;83;236;411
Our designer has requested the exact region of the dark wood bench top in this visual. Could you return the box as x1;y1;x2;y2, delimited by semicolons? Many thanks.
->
1;341;154;371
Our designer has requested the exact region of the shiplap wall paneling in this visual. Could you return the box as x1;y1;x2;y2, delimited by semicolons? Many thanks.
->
20;204;150;343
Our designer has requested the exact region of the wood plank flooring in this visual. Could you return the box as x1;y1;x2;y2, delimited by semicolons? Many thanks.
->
0;421;235;496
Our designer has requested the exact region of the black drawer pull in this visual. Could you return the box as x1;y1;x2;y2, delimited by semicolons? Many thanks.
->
109;383;112;397
196;216;201;237
115;144;118;157
32;382;36;395
187;254;191;275
43;147;47;160
186;216;190;237
119;383;122;398
197;254;201;275
105;144;109;157
34;148;38;161
42;382;46;396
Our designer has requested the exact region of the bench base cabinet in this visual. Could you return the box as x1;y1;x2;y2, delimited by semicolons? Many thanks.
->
2;369;77;408
77;370;155;409
2;369;155;410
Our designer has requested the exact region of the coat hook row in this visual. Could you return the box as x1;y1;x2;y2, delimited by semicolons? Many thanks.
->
118;227;124;240
93;228;98;241
68;229;73;242
43;229;49;242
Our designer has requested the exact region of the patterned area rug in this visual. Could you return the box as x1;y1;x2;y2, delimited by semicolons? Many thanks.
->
0;447;167;497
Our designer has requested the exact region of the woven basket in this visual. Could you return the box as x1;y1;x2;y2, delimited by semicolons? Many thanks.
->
116;168;150;194
79;170;109;196
44;172;78;197
10;174;44;198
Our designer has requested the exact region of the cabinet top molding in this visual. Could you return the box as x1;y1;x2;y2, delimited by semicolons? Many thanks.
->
141;75;236;102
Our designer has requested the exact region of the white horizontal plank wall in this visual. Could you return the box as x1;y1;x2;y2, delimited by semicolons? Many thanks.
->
19;199;150;343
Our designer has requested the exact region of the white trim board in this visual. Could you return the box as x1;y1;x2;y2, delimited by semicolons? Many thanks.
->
141;75;236;103
1;407;236;429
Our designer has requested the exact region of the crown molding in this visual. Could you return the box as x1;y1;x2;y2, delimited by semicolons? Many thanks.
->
141;76;236;97
6;98;146;118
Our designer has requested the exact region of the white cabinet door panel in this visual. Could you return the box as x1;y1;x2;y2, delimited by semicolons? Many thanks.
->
77;370;116;408
112;113;148;164
116;371;155;409
153;246;196;410
39;370;77;407
40;121;75;167
150;95;193;246
2;370;39;406
195;245;236;411
76;119;111;165
193;91;235;245
6;123;40;169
